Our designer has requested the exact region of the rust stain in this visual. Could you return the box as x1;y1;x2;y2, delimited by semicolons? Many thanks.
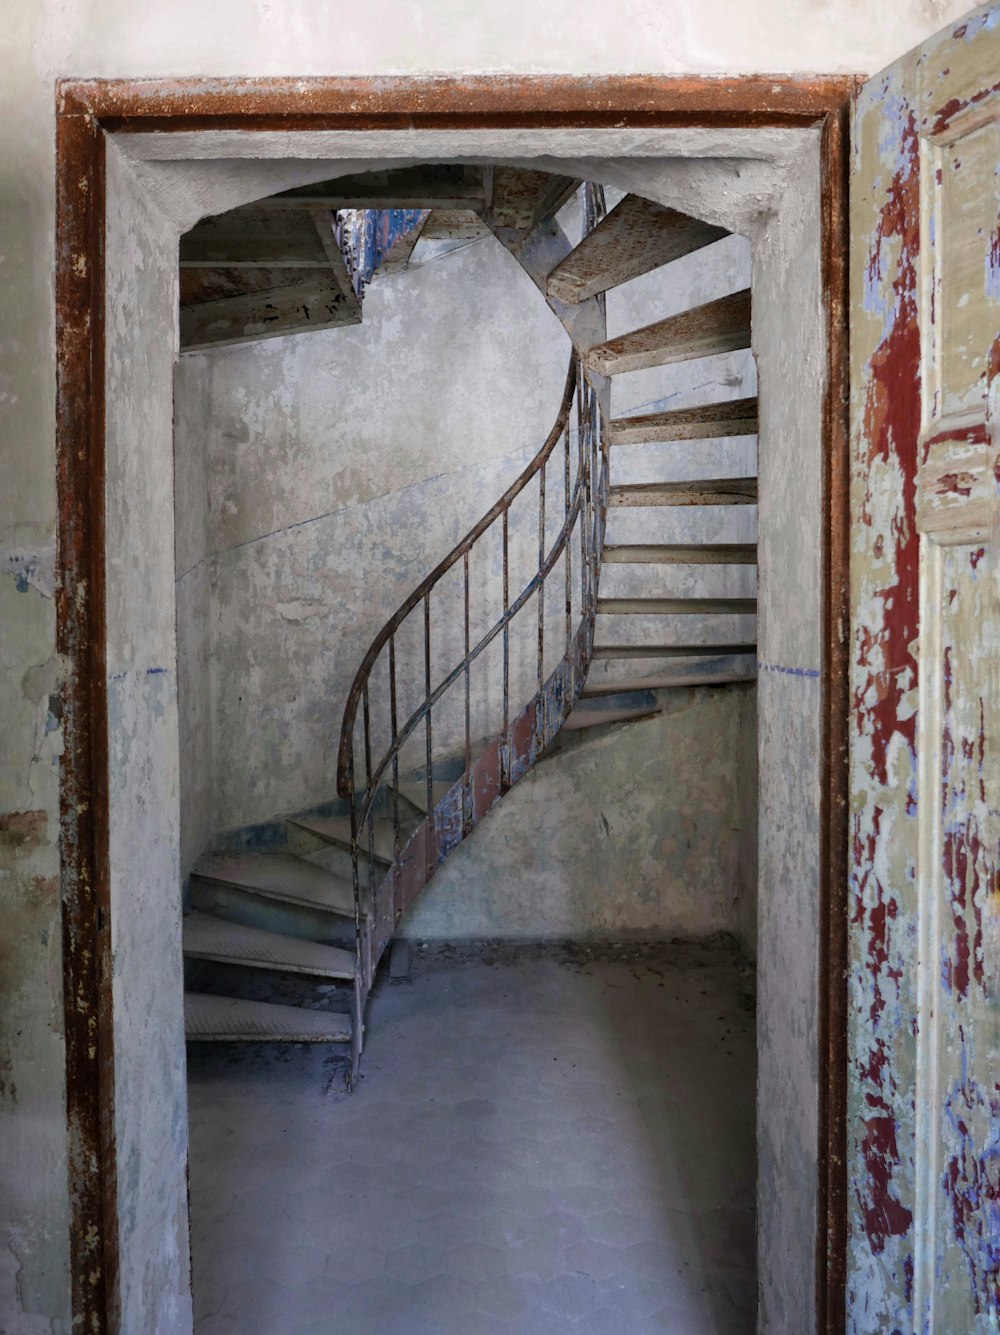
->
0;809;48;848
57;73;859;134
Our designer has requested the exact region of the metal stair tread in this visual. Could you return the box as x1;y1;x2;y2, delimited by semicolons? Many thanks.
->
582;670;757;696
184;992;352;1043
546;196;728;303
586;289;753;376
608;477;757;506
192;851;356;919
609;397;759;445
592;642;757;659
182;911;355;980
288;814;395;864
603;543;757;564
564;705;661;731
597;597;757;615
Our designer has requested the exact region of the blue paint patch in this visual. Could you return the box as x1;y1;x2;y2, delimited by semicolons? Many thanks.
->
757;661;820;679
108;666;170;682
14;572;29;593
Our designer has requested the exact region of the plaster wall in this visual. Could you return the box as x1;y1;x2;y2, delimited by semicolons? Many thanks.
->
104;142;193;1335
173;200;757;950
402;687;756;941
174;358;215;880
189;235;571;842
0;1;974;1330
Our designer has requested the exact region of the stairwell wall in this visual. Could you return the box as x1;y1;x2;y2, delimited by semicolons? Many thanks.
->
171;203;760;948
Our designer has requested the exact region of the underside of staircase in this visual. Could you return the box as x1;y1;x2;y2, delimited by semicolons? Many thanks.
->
179;168;758;1083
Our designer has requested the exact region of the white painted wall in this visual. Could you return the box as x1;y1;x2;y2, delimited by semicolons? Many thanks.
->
0;2;974;1331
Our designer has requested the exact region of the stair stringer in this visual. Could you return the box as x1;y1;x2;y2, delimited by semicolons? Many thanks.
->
361;621;592;984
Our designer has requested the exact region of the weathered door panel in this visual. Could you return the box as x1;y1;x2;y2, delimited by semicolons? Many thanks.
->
850;7;1000;1331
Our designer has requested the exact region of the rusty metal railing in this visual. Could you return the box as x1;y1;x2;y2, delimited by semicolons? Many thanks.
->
336;183;608;1001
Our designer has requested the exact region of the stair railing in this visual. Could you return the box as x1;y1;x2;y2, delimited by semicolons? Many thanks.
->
337;183;609;996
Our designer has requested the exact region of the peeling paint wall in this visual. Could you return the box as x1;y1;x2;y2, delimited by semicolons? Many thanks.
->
848;10;1000;1331
0;1;979;1331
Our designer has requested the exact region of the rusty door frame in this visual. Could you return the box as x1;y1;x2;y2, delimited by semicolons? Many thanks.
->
54;73;854;1334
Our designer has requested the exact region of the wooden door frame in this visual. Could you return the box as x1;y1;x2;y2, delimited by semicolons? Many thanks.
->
54;73;855;1334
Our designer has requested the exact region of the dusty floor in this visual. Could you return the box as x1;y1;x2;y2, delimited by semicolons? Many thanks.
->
187;941;756;1334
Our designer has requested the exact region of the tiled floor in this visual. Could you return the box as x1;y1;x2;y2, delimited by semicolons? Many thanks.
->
187;940;756;1334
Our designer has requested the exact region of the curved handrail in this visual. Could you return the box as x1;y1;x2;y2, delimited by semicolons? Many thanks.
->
336;355;578;798
336;180;609;1009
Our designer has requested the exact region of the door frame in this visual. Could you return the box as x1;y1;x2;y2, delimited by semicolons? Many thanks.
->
54;73;855;1334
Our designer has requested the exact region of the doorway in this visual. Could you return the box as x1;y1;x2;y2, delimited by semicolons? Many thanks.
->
54;78;850;1334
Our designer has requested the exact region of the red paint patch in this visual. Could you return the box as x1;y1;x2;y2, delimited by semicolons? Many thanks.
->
936;471;976;497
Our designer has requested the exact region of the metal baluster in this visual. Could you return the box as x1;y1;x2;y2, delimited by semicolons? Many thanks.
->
537;461;546;691
389;637;400;860
565;398;572;653
502;511;510;788
347;751;361;962
463;550;472;833
366;802;375;947
360;688;376;947
362;684;372;810
423;593;433;816
579;361;588;617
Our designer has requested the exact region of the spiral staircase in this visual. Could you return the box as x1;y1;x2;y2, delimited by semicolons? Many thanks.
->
179;168;758;1084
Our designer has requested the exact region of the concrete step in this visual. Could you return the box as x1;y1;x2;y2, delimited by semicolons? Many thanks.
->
609;397;758;445
192;851;356;920
182;911;355;981
608;478;757;507
603;543;757;564
184;993;352;1043
597;597;757;616
546;195;727;303
288;814;395;865
592;642;757;660
586;288;752;376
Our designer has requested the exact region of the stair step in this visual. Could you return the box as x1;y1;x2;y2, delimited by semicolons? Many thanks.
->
184;993;352;1043
603;543;756;564
288;815;395;864
582;670;756;697
608;478;757;507
592;643;757;660
182;911;355;980
192;851;356;919
393;779;435;816
546;196;727;303
564;706;661;732
586;289;752;376
598;597;756;616
609;397;758;445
